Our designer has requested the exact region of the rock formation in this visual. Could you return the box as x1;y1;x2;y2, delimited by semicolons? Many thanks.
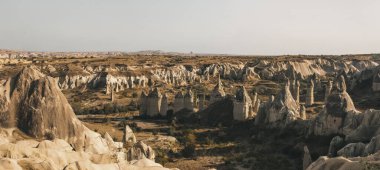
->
328;136;345;157
306;80;314;106
0;66;87;150
255;80;300;126
325;80;332;102
345;109;380;142
303;146;312;170
160;94;168;116
139;91;148;115
122;125;137;145
146;88;162;117
0;66;170;170
233;86;253;121
173;92;184;113
184;88;194;111
127;141;156;161
253;99;261;115
337;142;366;157
310;75;359;136
300;104;306;120
198;94;205;111
295;80;300;103
210;75;226;104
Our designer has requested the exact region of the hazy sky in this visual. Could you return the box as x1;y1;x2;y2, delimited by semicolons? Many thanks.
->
1;0;380;55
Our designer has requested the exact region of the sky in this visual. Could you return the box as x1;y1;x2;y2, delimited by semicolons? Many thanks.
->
0;0;380;55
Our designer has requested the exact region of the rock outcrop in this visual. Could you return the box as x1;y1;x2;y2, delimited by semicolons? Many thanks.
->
233;86;253;121
173;92;184;113
210;76;226;104
328;136;345;157
160;94;168;116
310;76;359;136
325;80;332;102
184;88;194;112
146;88;162;117
0;66;171;170
306;80;314;106
255;80;300;126
139;91;148;116
198;94;205;111
0;66;87;150
122;125;137;145
303;146;312;170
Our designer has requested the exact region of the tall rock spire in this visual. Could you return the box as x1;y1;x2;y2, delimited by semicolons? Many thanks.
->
325;80;332;103
306;80;314;106
210;74;226;104
233;86;253;121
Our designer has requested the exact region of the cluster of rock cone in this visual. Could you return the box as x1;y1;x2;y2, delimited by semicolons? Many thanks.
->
0;66;171;170
305;75;380;169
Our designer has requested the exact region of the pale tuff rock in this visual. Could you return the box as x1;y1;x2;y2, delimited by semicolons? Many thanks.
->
311;73;323;91
300;105;306;120
303;146;312;170
306;80;314;106
0;130;169;170
253;99;261;115
0;66;88;150
151;65;199;87
160;94;168;116
345;109;380;142
337;143;366;157
328;136;345;157
146;88;162;117
310;75;359;136
269;95;274;103
249;93;260;117
0;67;168;169
78;72;148;92
251;92;258;107
255;80;300;125
348;66;378;91
325;80;332;102
363;135;380;156
210;75;226;105
233;86;253;121
306;155;368;170
197;59;376;81
173;92;184;113
122;125;137;145
58;74;95;90
103;132;123;151
184;88;194;111
127;141;155;161
242;66;260;81
295;80;300;103
328;134;380;159
139;91;148;115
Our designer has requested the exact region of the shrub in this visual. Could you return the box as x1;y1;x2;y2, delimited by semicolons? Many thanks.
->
155;149;169;166
181;144;196;158
45;131;56;140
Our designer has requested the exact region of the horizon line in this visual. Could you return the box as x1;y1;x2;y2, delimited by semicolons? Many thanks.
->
0;48;379;57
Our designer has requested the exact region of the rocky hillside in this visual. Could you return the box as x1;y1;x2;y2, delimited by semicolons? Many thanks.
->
0;66;174;170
